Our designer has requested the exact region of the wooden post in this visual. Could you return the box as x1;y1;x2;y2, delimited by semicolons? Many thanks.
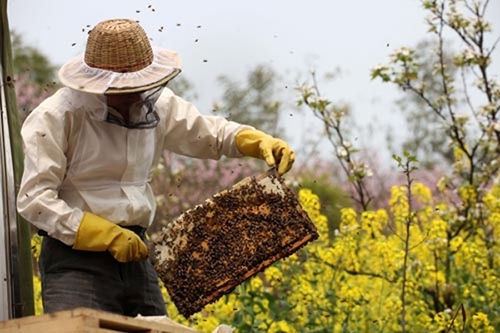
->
0;0;35;318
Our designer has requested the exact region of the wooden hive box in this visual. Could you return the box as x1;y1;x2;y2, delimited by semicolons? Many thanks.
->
0;307;200;333
151;171;319;318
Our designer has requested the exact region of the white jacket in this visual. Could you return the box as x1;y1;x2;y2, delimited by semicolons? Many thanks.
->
17;87;250;246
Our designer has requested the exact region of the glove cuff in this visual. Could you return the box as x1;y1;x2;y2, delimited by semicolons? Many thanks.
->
72;212;117;251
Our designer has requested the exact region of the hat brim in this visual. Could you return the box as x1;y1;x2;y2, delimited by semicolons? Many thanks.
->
103;68;181;94
58;47;182;94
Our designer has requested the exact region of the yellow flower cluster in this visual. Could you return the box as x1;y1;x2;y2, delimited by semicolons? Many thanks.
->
30;183;500;332
471;312;495;332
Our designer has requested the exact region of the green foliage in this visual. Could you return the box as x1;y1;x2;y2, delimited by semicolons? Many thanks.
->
371;0;499;195
297;71;373;211
392;151;419;173
391;39;456;169
213;64;284;137
299;173;351;240
11;32;57;87
11;32;59;121
370;1;500;269
167;75;199;102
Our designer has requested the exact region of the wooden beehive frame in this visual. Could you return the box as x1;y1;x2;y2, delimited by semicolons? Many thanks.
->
151;170;319;317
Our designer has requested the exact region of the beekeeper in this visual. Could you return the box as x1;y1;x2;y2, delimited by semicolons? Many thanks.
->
16;18;295;316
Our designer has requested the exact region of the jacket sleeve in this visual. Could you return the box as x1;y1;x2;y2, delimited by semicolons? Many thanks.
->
16;95;83;246
160;90;253;159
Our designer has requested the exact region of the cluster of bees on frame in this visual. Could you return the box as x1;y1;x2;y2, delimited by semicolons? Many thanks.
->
151;174;319;317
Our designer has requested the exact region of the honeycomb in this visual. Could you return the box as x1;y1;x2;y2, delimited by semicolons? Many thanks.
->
150;171;319;317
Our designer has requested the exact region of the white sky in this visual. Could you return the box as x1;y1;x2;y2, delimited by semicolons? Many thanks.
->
7;0;500;162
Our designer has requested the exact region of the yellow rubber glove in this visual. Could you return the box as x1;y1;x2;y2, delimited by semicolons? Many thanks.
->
235;129;295;175
73;212;148;262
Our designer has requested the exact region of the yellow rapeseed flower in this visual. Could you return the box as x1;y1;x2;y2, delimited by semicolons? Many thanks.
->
31;234;42;262
269;319;296;333
33;274;43;316
340;207;358;234
458;184;477;204
264;266;284;287
412;182;433;206
390;186;410;227
299;188;329;240
471;312;491;330
250;276;264;292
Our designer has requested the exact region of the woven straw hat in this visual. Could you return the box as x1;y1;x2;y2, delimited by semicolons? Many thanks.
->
58;18;182;94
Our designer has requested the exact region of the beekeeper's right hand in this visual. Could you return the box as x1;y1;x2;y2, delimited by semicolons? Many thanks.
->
235;129;295;175
72;212;148;262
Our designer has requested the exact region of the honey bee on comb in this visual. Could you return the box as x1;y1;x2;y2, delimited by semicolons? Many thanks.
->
151;170;319;317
